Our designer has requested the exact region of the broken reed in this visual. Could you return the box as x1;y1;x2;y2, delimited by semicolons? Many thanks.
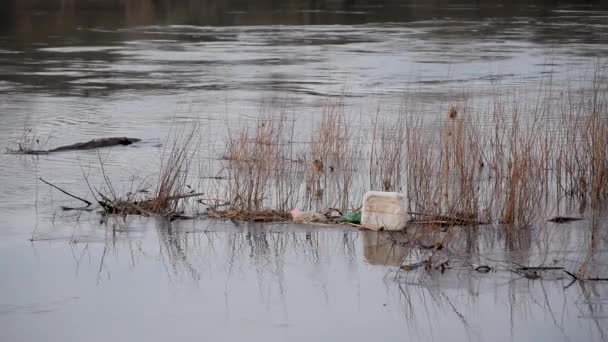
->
216;66;607;228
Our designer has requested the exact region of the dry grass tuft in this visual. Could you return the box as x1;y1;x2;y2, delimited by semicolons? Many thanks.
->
208;209;290;222
219;100;307;213
97;125;200;218
150;125;199;214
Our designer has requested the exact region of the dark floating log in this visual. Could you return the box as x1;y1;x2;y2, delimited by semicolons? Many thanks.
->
48;137;141;152
548;216;583;223
9;137;141;154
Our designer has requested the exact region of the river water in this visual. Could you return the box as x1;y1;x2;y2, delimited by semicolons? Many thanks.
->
1;1;608;341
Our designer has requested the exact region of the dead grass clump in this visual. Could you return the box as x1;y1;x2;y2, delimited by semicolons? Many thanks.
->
98;194;153;216
207;209;290;222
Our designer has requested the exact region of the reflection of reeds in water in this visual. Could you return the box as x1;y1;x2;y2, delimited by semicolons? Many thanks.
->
84;218;606;342
577;211;608;279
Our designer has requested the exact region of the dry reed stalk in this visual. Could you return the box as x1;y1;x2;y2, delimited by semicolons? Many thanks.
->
403;104;484;221
440;104;482;218
222;102;305;212
271;102;307;212
586;67;608;202
404;115;443;215
490;100;547;227
304;97;359;212
224;122;275;210
369;105;405;192
151;125;199;214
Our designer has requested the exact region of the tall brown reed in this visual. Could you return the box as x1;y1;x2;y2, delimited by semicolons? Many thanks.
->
223;103;305;212
369;105;406;193
150;124;199;214
304;98;360;212
403;114;442;215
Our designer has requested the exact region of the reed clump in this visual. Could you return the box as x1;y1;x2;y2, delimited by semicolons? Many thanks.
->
401;104;484;223
96;125;201;218
377;68;606;230
216;99;362;220
215;102;306;220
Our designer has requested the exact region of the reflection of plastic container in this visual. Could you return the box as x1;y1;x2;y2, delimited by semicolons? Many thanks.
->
361;191;408;231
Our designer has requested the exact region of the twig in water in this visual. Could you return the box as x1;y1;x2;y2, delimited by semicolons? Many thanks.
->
38;177;92;206
516;266;564;271
167;192;206;201
61;206;94;212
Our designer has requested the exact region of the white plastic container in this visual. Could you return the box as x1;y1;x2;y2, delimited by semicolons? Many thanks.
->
361;191;408;231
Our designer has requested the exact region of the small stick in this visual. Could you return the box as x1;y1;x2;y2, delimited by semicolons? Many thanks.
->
517;266;564;271
167;192;206;200
563;270;579;280
61;206;94;212
38;177;92;206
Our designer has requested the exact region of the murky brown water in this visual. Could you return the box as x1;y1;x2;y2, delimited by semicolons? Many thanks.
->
1;1;608;341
